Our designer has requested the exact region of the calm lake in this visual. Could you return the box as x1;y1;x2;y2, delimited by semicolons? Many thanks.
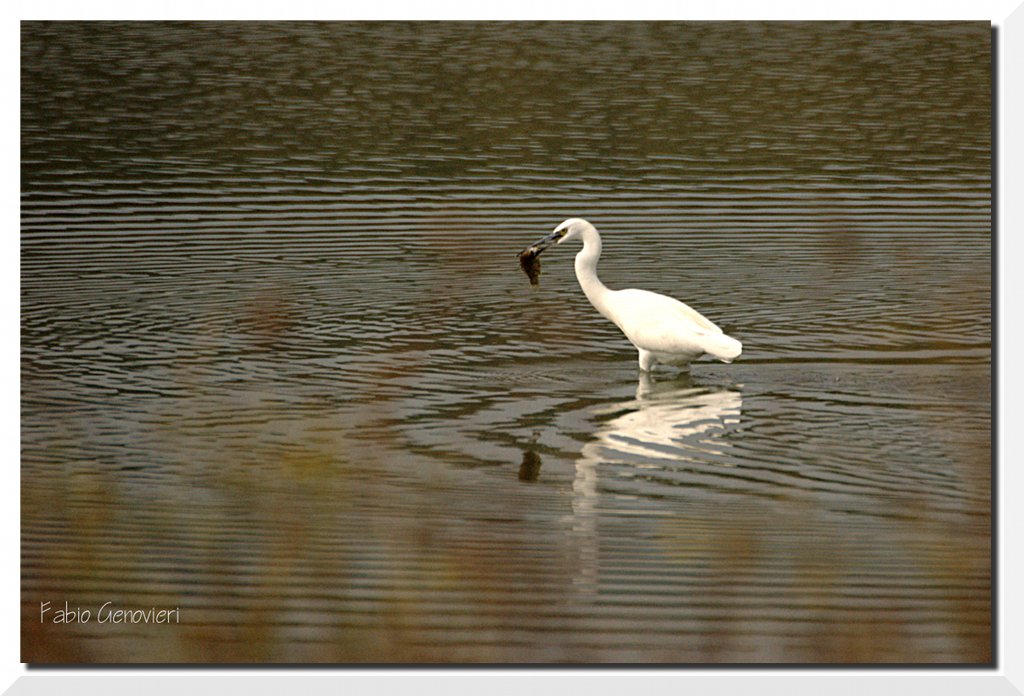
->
21;21;991;663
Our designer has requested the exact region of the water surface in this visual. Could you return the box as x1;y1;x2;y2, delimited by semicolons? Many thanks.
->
21;21;991;663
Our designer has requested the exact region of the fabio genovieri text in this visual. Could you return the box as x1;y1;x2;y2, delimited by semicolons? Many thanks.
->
39;601;180;625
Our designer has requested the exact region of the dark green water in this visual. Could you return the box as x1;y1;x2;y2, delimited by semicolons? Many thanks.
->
21;21;991;663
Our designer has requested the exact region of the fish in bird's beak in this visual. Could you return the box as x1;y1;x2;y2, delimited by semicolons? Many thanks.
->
518;230;564;286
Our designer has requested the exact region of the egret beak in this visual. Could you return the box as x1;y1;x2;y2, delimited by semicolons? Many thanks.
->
519;230;564;257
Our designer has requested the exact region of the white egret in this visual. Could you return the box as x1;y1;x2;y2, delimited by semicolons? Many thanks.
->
521;218;742;371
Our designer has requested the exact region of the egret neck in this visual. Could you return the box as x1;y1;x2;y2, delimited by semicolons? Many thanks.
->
574;227;615;324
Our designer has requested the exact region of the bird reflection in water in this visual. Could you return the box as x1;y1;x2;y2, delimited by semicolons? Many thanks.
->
570;372;743;594
585;372;743;465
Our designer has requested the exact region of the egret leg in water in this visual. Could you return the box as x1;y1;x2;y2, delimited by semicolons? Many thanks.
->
521;218;742;372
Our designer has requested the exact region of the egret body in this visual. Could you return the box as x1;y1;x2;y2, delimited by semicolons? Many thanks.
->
523;218;741;371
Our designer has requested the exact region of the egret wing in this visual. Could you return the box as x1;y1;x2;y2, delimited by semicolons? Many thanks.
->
616;289;723;335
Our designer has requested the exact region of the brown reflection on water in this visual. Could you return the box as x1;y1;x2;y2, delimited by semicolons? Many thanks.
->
653;501;990;663
19;356;992;662
519;449;543;482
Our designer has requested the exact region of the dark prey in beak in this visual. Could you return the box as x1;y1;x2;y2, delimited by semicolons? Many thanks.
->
518;230;563;286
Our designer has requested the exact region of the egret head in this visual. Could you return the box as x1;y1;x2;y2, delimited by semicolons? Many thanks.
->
521;218;595;256
551;217;594;245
